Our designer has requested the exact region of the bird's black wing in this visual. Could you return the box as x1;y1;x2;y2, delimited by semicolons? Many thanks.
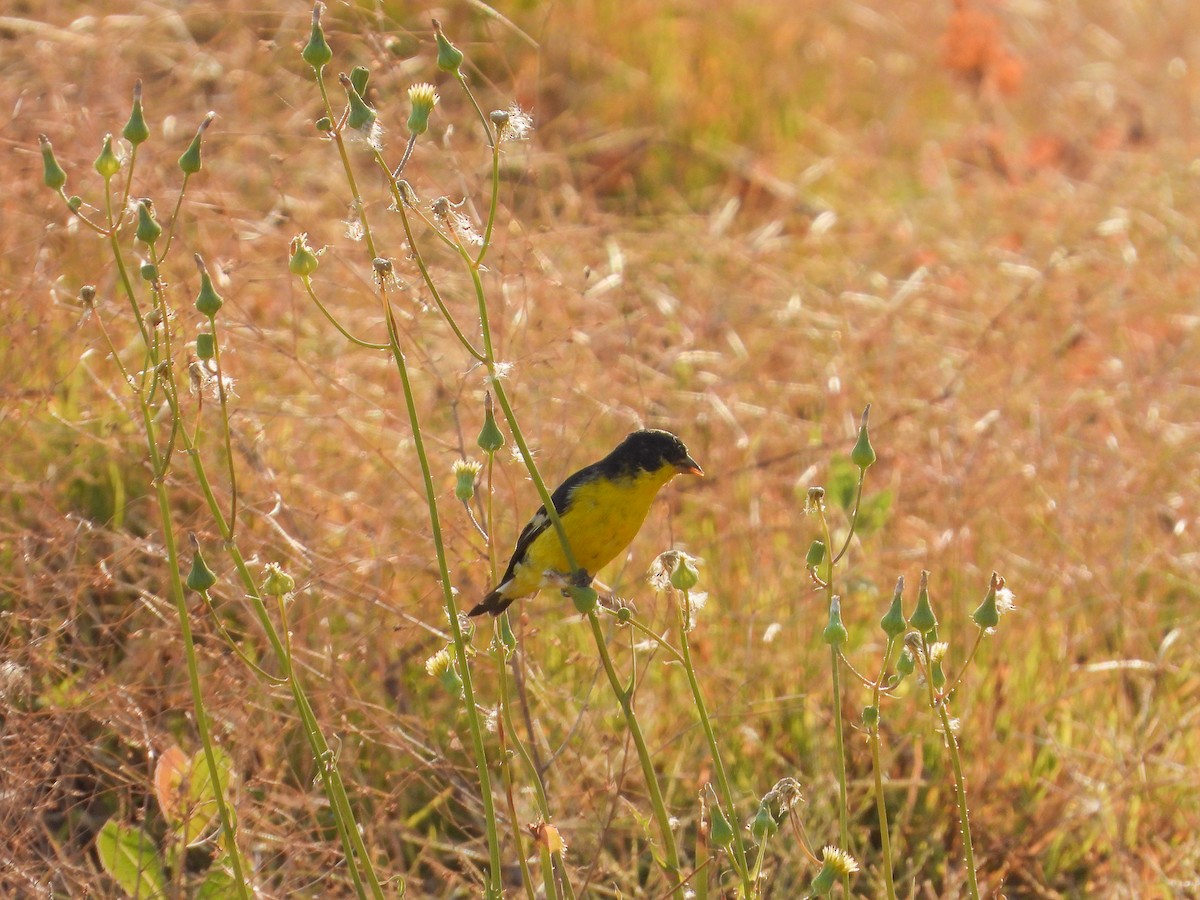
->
497;461;600;584
468;460;603;616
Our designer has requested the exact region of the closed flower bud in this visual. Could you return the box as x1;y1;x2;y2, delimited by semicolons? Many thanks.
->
407;82;439;135
909;570;937;636
805;539;826;569
477;394;505;453
315;116;333;132
434;20;464;72
178;112;215;175
67;195;83;211
850;404;876;470
261;562;295;597
94;134;121;180
822;595;849;646
135;200;161;244
302;3;333;70
39;135;67;191
349;65;370;97
140;263;158;282
289;233;321;278
193;255;223;317
896;646;915;677
879;575;906;638
123;81;150;146
453;458;482;502
196;332;216;360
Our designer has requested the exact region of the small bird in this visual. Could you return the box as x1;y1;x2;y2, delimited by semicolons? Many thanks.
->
469;429;703;617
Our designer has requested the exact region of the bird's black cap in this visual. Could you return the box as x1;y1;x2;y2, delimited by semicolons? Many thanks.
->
603;429;703;478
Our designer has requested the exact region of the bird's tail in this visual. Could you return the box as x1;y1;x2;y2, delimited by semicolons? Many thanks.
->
468;588;515;617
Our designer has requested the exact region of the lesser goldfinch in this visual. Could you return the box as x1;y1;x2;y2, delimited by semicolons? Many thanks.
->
469;429;703;617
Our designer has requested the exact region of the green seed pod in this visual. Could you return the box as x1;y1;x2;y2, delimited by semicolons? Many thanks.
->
499;613;517;652
194;255;223;317
289;234;321;277
862;705;879;729
669;554;700;592
805;539;826;569
477;395;505;453
972;572;1005;630
301;5;333;70
123;81;150;146
708;801;735;847
433;19;464;72
140;263;158;282
186;546;218;593
178;112;214;175
261;562;295;597
344;79;376;131
822;595;849;647
135;201;161;244
910;570;937;636
568;584;598;615
39;135;68;191
196;332;216;360
879;575;906;639
94;134;121;180
749;802;777;840
349;65;370;97
850;404;876;470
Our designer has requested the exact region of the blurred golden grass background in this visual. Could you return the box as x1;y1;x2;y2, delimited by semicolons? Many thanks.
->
3;0;1199;895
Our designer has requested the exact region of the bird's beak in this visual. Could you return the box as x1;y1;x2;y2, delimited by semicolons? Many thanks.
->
676;455;704;477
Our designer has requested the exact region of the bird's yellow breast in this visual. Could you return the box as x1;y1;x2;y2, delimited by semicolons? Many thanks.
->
507;466;676;597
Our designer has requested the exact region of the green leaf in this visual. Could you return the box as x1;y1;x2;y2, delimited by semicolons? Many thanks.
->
96;819;166;899
196;862;240;899
826;455;859;511
179;746;235;846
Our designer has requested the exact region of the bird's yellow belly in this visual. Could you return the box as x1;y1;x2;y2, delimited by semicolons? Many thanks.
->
510;470;668;595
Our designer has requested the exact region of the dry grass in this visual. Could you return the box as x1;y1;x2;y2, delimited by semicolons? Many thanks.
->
3;0;1199;896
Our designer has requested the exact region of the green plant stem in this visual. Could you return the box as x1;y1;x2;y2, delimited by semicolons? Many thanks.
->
152;470;250;894
185;440;381;899
675;601;753;896
379;295;505;897
587;610;684;895
497;724;538;900
817;504;852;896
938;701;980;900
315;58;503;893
103;208;249;897
868;640;898;900
828;644;851;894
